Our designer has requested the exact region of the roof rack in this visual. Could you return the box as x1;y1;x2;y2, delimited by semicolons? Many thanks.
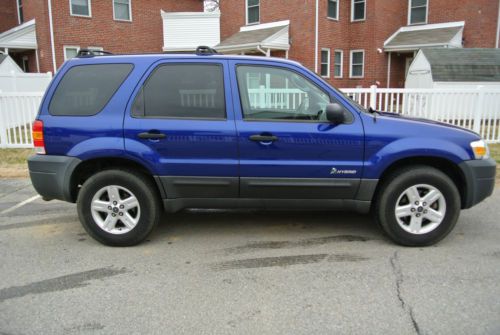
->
196;46;218;56
76;49;114;57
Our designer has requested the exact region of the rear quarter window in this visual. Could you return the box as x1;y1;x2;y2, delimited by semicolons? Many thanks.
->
49;63;133;116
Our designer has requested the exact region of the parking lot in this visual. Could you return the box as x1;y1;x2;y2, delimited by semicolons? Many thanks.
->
0;178;499;335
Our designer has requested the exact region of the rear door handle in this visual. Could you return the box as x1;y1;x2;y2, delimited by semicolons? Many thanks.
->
138;131;166;139
249;134;278;142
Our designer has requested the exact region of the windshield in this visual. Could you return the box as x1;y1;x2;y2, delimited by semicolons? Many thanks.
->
312;71;368;113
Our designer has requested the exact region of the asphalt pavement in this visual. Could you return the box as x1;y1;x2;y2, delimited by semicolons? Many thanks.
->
0;178;499;335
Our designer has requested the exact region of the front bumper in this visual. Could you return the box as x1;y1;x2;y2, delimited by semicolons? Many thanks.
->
27;155;81;202
458;158;496;209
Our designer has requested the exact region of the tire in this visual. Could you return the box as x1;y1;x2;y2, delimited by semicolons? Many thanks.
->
77;169;161;246
374;166;461;246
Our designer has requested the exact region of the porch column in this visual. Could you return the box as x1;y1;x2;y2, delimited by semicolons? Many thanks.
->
35;48;40;73
387;52;392;88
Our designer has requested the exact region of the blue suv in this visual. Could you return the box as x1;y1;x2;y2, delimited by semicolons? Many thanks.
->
28;48;496;247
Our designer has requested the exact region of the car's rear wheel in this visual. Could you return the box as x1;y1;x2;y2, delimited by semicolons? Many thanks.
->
77;169;161;246
374;166;461;246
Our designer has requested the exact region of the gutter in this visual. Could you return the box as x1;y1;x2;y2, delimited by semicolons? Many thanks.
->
47;0;57;73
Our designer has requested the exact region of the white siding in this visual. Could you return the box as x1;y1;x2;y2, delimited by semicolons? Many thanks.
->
0;20;37;49
260;27;289;50
0;56;23;74
433;81;500;89
0;72;52;93
162;12;220;52
405;50;433;88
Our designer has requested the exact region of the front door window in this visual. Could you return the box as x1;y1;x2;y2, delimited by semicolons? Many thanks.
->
236;65;331;122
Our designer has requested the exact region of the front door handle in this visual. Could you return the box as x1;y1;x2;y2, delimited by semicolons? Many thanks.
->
249;134;278;142
138;131;166;139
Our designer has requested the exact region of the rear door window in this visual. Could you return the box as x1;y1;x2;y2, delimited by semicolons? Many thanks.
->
132;64;226;119
49;64;133;116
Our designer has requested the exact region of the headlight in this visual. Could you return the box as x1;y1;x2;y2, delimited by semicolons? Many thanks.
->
470;140;490;159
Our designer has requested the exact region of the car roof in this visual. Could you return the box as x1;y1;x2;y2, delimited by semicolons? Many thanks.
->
67;53;302;67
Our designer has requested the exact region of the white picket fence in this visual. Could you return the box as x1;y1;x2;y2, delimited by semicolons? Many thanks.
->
343;85;500;142
0;72;52;93
1;86;500;148
0;93;44;148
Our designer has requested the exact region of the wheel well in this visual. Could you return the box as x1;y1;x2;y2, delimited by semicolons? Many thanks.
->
374;157;467;209
69;157;161;202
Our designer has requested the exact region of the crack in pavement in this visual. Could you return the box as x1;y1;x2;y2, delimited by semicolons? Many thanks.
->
390;251;422;335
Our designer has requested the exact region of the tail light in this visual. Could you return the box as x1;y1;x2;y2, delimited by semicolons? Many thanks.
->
32;120;46;154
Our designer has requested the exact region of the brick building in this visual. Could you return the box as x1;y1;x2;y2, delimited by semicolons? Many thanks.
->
217;0;500;88
0;0;203;73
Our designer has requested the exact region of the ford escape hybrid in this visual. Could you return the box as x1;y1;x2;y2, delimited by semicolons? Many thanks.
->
28;48;496;247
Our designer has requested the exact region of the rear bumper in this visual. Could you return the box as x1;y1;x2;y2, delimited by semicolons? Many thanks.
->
459;158;496;209
27;155;81;202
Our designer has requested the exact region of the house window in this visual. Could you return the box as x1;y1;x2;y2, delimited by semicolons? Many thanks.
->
17;0;24;24
350;50;364;78
351;0;365;21
70;0;91;17
327;0;339;20
334;50;343;78
320;49;330;78
247;0;260;25
113;0;132;21
409;0;428;25
64;46;80;60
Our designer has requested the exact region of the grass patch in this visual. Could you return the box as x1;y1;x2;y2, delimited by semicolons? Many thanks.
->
0;148;32;178
489;144;500;164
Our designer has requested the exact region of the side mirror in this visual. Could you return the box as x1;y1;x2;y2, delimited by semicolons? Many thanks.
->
326;103;346;124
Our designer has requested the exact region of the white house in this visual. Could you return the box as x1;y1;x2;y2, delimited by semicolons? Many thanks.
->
162;11;220;52
405;48;500;89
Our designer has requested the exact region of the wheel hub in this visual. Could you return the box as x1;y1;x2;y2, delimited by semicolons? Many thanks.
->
90;185;141;235
394;184;446;235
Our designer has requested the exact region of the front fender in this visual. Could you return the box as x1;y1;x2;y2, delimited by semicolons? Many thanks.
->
363;137;471;179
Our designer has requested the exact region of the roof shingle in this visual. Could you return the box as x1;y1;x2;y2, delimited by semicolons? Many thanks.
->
422;48;500;82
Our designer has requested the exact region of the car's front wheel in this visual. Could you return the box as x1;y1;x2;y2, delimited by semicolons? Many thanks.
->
375;166;461;246
77;169;161;246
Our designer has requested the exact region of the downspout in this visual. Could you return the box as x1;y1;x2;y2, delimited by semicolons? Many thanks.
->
47;0;57;73
496;0;500;48
314;0;319;73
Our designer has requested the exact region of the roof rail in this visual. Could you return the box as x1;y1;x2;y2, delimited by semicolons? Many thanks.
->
76;49;114;58
196;46;218;56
